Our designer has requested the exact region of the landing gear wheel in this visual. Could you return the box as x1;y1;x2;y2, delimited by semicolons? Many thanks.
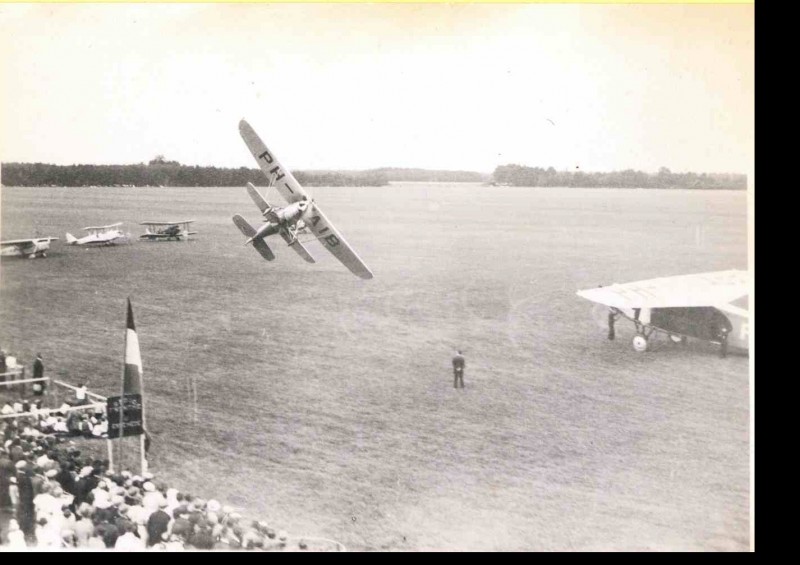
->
632;334;649;353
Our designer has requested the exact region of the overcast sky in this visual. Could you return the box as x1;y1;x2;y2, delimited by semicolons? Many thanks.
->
0;3;753;174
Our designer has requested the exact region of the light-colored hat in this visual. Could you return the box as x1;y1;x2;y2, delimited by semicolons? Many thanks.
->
45;469;58;478
143;481;156;492
15;460;27;469
79;466;93;477
206;499;221;513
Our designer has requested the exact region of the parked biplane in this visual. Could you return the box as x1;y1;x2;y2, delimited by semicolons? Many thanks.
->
233;119;373;279
65;223;128;246
139;220;197;241
577;270;749;356
1;237;59;259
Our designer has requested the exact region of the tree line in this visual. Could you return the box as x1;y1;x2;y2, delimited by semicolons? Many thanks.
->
1;160;746;190
491;165;746;190
0;160;389;188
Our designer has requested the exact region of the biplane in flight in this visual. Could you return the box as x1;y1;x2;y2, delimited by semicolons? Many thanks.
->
232;119;373;280
1;237;59;259
65;223;128;246
139;220;197;241
577;270;749;357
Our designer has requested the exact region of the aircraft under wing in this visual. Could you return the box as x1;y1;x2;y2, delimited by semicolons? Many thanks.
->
279;228;315;263
239;120;307;205
246;182;270;214
304;201;373;279
576;270;748;309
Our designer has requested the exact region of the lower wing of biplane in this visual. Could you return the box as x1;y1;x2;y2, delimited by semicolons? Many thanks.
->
0;237;59;258
234;119;373;279
577;270;749;356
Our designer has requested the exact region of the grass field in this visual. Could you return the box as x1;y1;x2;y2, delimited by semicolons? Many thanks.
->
0;183;749;551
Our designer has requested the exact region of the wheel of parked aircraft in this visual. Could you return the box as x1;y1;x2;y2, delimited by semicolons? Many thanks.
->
632;335;649;353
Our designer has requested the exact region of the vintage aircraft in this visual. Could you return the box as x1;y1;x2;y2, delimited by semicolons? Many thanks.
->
1;237;59;259
577;270;749;356
139;220;197;241
233;119;373;279
65;223;128;246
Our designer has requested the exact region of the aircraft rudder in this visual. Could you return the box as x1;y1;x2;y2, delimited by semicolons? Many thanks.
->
65;233;77;245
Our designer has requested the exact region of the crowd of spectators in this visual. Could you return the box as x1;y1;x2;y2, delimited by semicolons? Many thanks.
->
1;400;109;440
1;400;305;551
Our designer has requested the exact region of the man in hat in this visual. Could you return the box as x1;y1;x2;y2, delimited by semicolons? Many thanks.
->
452;349;466;389
146;498;172;546
16;464;36;541
32;353;45;396
0;450;14;508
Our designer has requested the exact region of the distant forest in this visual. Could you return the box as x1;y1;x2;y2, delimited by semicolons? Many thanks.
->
492;164;746;190
0;158;389;187
1;159;745;190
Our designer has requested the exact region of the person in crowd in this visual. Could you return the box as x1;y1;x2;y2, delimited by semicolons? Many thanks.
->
6;518;27;549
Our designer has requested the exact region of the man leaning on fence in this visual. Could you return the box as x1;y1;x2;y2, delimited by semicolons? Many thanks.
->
32;353;46;396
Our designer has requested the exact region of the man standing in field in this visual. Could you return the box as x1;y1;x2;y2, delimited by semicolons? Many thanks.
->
452;350;465;389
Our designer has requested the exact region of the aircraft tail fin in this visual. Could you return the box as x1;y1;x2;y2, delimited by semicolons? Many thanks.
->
65;233;78;245
232;214;257;239
232;215;275;261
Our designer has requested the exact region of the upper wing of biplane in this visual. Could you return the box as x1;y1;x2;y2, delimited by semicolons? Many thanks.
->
139;220;195;226
239;120;308;205
83;222;123;233
577;270;748;309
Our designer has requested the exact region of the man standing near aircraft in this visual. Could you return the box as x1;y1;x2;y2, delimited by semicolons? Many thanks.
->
452;350;465;389
32;353;45;396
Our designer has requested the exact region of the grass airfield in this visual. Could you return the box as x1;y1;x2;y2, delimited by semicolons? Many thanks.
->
0;183;749;551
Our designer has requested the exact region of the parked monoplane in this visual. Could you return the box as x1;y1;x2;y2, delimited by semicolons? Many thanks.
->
139;220;197;241
233;119;373;279
1;237;59;259
65;223;128;246
577;270;749;356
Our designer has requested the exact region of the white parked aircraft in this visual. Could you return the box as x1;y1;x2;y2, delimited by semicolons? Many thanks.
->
65;223;128;246
233;119;373;279
139;220;197;241
1;237;59;259
577;270;749;356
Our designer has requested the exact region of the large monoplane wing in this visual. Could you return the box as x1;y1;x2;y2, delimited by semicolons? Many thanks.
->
577;270;748;309
239;120;307;205
303;201;373;279
1;238;58;254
